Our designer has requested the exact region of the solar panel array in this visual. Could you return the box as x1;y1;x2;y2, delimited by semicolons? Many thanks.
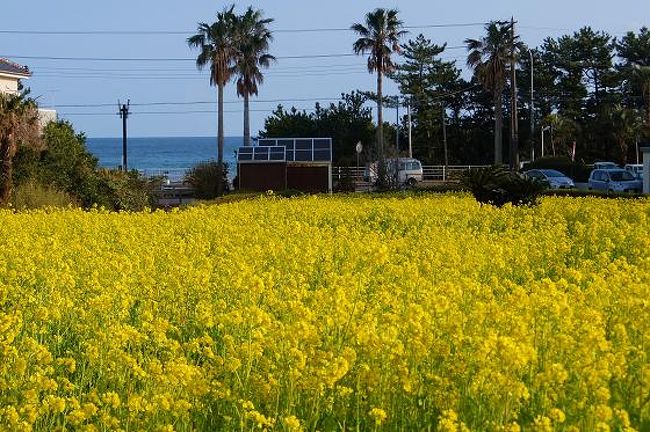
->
237;146;286;162
238;138;332;163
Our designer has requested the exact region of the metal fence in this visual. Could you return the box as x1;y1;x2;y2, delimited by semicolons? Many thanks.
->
138;168;188;182
332;165;489;183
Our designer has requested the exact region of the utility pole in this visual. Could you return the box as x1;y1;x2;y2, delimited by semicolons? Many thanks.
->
394;96;400;185
118;100;130;171
407;100;413;158
442;102;449;167
510;17;519;171
530;49;535;162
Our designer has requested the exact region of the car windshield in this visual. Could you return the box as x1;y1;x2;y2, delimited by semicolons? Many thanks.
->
544;170;565;177
610;171;635;181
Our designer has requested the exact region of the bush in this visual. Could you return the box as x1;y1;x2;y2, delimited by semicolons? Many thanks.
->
11;180;79;209
184;161;229;199
523;156;592;182
462;165;547;207
94;169;159;211
334;168;356;192
13;121;158;211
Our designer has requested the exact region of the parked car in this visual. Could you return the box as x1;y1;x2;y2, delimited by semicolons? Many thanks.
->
588;168;642;193
593;161;619;170
624;164;644;180
365;158;423;186
524;169;575;189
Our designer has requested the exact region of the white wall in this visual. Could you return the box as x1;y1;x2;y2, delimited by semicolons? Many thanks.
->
0;75;19;95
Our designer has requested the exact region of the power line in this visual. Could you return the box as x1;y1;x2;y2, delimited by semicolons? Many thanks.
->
56;86;480;115
0;53;361;62
60;107;318;116
0;23;486;36
49;97;343;108
0;47;466;63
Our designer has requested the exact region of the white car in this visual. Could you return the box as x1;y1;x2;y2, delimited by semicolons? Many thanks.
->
524;169;575;189
624;164;643;180
365;158;423;186
588;169;642;193
593;161;619;170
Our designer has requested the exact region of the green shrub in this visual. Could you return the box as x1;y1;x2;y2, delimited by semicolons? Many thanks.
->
11;180;79;209
334;168;356;192
94;169;159;211
12;121;158;211
462;165;547;207
275;189;306;198
185;161;229;199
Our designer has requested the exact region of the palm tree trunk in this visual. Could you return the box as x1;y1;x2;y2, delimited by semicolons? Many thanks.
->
0;136;15;205
217;83;225;196
494;89;503;165
243;93;251;147
377;68;384;161
643;81;650;128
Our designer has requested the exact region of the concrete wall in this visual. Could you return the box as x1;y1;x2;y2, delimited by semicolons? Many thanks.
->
0;75;19;95
38;109;58;129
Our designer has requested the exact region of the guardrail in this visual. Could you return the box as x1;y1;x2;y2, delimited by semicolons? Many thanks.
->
332;165;489;183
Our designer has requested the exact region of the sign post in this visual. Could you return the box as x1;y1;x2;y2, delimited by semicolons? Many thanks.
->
355;141;363;186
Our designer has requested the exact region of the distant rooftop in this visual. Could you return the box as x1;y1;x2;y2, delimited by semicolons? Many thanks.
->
0;58;31;77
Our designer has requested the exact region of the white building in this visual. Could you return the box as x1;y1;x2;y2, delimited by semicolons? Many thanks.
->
1;58;57;129
0;58;31;95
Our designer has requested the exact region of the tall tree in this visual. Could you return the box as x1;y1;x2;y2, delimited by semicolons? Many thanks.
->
234;7;275;147
392;34;462;163
0;92;40;205
351;8;406;169
608;105;642;164
466;21;518;165
617;28;650;128
188;5;238;195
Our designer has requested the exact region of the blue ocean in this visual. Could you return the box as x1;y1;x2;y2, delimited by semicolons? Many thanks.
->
86;136;242;180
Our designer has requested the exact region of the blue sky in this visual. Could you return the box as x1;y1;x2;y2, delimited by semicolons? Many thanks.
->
1;0;646;138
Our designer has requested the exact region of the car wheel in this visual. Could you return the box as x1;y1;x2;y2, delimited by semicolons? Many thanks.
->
407;178;417;187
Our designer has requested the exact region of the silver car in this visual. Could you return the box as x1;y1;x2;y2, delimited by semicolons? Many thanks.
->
524;169;575;189
588;169;641;193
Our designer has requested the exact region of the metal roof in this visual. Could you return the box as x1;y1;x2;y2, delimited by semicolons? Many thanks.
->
0;58;31;77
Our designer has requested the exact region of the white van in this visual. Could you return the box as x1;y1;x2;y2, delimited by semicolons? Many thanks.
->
365;158;424;186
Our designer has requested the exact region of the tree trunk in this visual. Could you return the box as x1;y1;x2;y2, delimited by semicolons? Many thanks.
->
217;83;225;196
377;68;384;160
0;135;15;205
494;89;503;165
620;140;628;165
645;84;650;126
243;93;251;147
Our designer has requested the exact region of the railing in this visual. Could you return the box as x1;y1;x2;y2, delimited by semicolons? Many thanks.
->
332;165;489;183
139;168;189;182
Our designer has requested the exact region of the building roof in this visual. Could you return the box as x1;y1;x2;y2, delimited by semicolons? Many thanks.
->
0;58;31;78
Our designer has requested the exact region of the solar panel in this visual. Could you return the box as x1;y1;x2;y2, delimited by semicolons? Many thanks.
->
238;138;332;163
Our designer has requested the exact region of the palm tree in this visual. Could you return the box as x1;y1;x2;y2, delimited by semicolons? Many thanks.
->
0;92;40;205
351;8;406;165
466;21;518;165
234;7;275;147
188;5;238;195
609;105;642;165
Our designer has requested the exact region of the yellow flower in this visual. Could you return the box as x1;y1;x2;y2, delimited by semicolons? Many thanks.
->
368;408;387;426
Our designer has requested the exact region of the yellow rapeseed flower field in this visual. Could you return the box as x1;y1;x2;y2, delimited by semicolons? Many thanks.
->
0;194;649;431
